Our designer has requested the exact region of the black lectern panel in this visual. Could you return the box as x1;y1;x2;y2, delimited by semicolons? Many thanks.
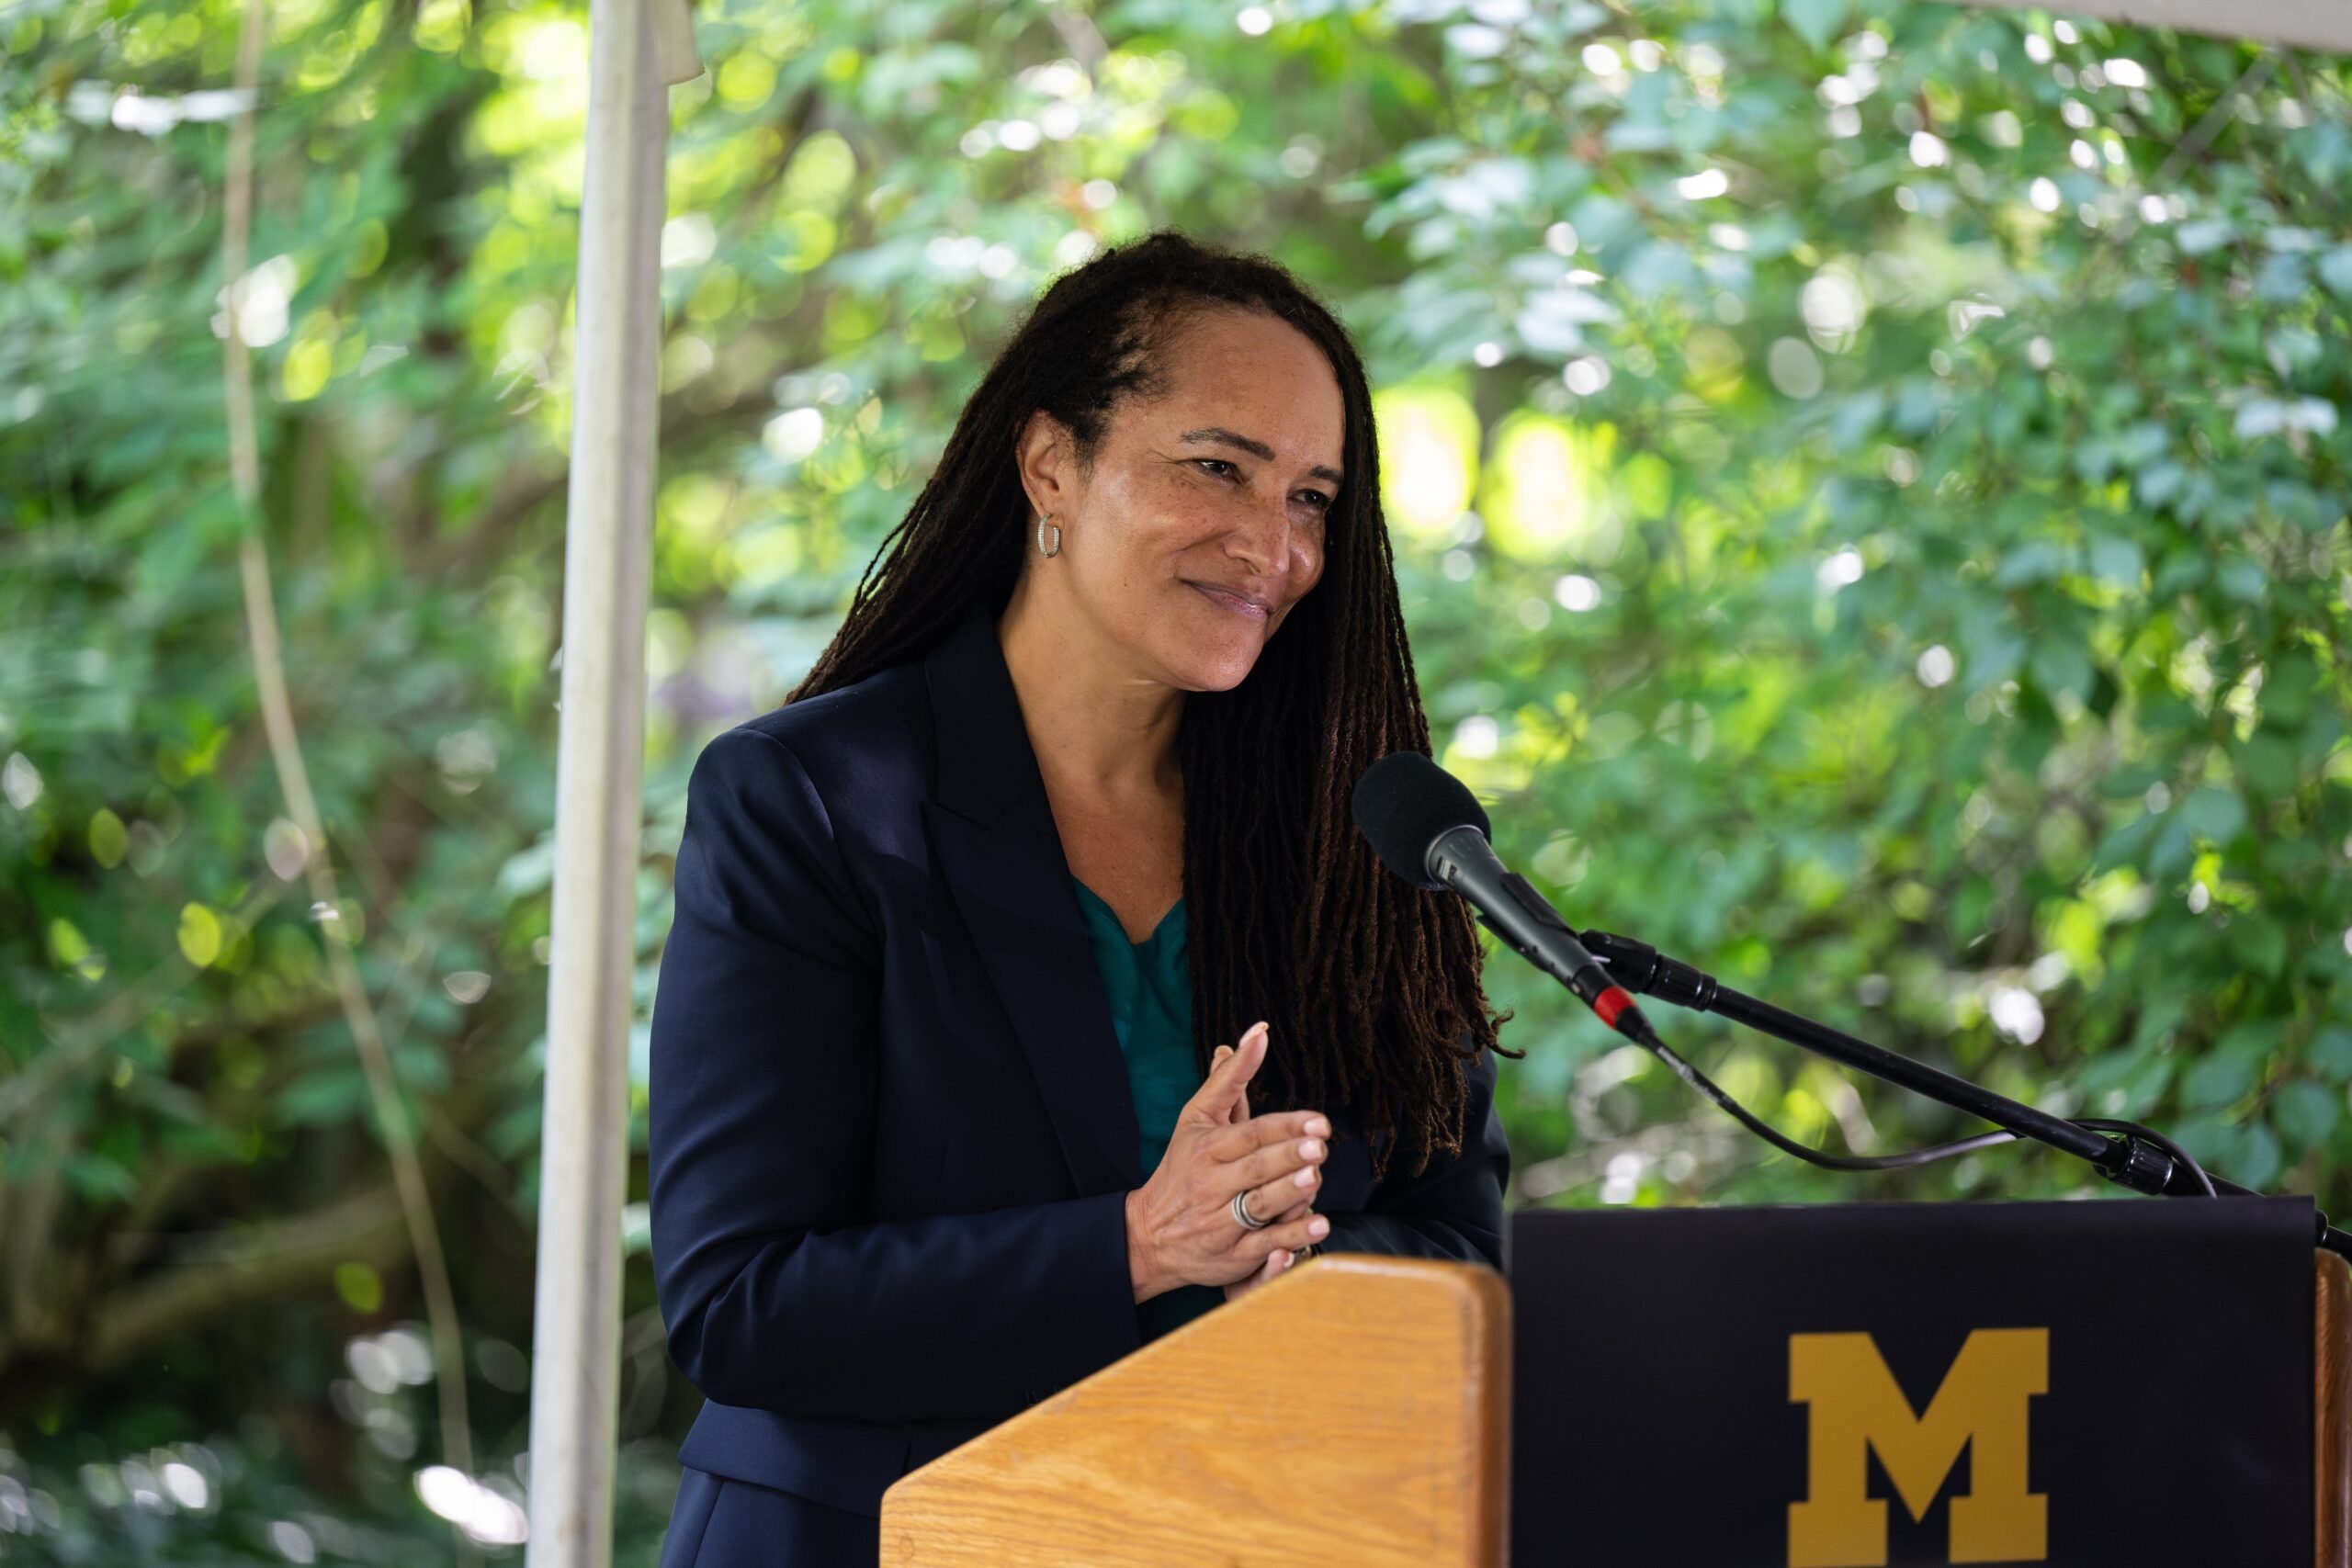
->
1507;1197;2312;1567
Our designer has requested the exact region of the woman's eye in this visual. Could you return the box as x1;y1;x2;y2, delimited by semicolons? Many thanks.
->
1194;458;1330;514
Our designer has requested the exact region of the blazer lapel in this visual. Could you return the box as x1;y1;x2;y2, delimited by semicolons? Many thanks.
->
921;604;1141;1197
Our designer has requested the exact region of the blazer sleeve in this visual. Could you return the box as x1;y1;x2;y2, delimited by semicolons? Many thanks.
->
1317;1041;1510;1269
648;727;1141;1426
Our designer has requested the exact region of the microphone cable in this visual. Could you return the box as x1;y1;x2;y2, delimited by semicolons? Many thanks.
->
1628;1011;2217;1192
1347;750;2229;1201
1627;1015;2021;1173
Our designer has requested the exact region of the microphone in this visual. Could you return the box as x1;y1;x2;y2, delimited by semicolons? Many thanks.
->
1347;751;2091;1181
1348;760;2352;1255
1350;750;1654;1044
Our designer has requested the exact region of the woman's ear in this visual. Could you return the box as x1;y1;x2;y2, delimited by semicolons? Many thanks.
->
1012;408;1075;522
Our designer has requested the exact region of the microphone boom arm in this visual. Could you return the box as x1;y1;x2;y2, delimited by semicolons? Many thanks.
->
1576;927;2352;1257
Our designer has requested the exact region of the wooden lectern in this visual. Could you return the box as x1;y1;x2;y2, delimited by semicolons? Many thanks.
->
2320;1251;2350;1568
878;1256;1510;1566
878;1245;2347;1566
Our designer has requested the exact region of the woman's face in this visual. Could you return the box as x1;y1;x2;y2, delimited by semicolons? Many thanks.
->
1013;307;1346;693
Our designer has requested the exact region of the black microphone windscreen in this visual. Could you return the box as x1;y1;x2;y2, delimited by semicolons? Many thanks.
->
1350;750;1493;890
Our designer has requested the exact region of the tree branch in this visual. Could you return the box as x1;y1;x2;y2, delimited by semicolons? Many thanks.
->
83;1181;410;1375
217;0;476;1523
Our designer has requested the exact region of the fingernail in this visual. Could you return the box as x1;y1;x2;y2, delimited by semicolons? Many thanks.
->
1308;1216;1329;1239
1294;1167;1317;1188
1297;1139;1322;1159
1273;1249;1292;1269
1245;1021;1268;1046
1305;1115;1329;1138
1214;1044;1231;1062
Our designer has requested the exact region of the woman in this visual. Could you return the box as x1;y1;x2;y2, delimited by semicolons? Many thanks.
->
647;230;1513;1567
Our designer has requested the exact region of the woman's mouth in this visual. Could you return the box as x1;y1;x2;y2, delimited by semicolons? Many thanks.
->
1186;581;1272;621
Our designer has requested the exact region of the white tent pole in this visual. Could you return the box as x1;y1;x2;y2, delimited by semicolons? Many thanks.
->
524;0;699;1562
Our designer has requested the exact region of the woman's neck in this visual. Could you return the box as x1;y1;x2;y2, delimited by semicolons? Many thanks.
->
995;580;1183;804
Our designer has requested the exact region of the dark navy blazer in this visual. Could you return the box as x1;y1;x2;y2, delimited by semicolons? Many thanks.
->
646;600;1510;1548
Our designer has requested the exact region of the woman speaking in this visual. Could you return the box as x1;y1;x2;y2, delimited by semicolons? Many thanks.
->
647;230;1512;1566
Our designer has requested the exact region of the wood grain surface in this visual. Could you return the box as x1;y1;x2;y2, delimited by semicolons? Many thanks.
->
878;1255;1510;1567
2320;1249;2349;1568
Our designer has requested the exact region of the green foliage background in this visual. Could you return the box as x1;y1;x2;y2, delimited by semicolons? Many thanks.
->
3;0;2348;1556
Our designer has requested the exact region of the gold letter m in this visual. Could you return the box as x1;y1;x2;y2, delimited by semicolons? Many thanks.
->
1787;1327;2048;1567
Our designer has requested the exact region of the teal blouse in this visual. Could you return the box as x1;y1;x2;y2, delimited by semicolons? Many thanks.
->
1069;876;1225;1342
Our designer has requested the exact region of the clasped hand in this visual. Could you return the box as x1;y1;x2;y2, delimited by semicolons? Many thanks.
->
1123;1021;1329;1305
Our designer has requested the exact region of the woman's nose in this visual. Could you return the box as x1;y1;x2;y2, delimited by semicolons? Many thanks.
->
1227;503;1301;578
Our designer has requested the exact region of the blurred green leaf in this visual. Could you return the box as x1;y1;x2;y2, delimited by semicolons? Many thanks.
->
2274;1080;2339;1156
2181;1051;2257;1112
1781;0;1850;52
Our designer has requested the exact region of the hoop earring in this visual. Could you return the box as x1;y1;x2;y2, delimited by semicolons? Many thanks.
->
1035;513;1061;558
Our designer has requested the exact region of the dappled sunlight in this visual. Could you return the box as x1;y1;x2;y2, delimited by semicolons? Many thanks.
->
5;0;2348;1554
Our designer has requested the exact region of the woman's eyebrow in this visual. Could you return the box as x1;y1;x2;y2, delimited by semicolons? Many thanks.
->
1179;427;1344;488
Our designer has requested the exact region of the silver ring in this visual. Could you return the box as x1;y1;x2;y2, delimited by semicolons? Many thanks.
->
1230;1189;1270;1231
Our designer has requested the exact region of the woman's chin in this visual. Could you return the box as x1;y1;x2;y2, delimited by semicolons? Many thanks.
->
1160;637;1264;694
1163;592;1275;679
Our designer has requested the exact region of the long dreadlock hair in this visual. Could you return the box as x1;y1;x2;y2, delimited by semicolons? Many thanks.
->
787;230;1515;1179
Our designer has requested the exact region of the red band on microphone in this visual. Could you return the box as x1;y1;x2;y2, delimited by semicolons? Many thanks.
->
1594;987;1634;1031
